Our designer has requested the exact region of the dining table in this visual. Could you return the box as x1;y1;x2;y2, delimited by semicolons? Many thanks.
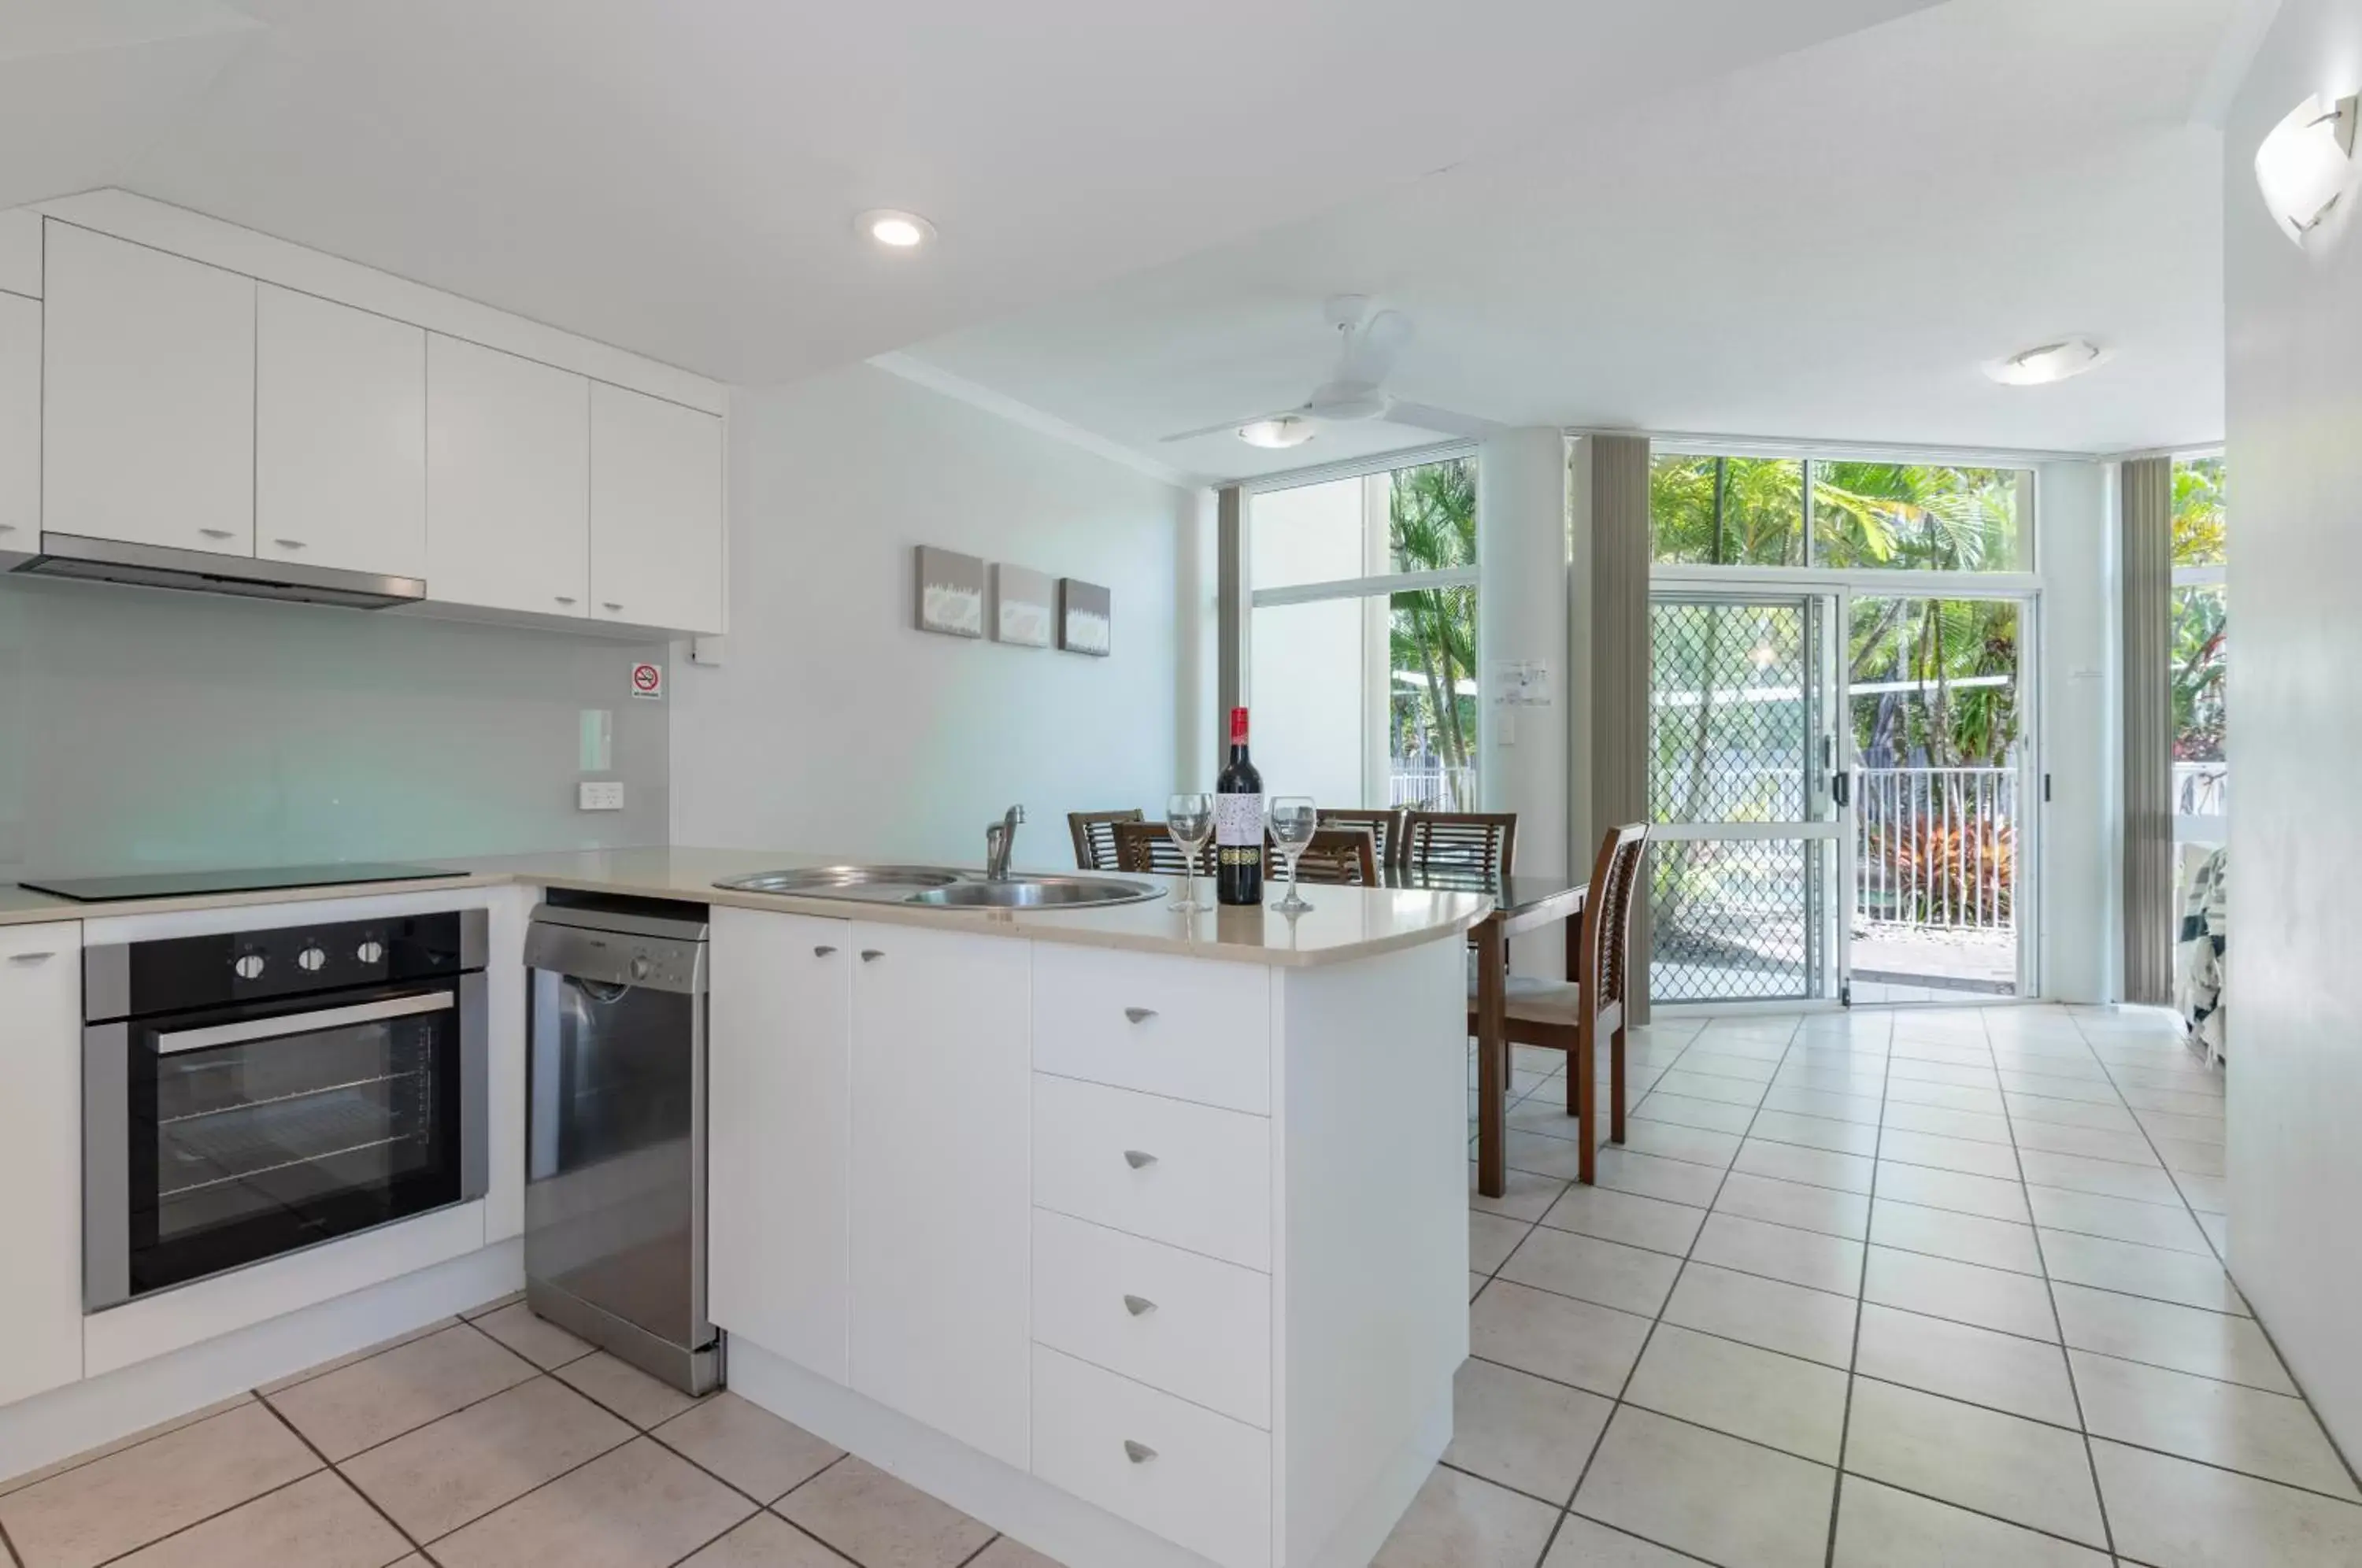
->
1377;864;1590;1199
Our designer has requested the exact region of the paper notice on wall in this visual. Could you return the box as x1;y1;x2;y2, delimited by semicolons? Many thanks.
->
1490;660;1553;707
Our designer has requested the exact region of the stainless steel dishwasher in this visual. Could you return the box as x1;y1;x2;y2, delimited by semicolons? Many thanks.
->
523;896;719;1394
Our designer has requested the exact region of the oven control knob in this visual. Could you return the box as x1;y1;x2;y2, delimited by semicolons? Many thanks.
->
297;946;328;973
355;940;387;966
630;954;653;982
233;953;267;981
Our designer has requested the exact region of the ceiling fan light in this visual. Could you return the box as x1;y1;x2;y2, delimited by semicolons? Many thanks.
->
2256;93;2360;245
1983;337;2105;386
1238;416;1316;449
857;209;936;250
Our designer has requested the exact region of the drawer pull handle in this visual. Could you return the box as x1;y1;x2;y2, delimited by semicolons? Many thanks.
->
1124;1440;1157;1465
274;538;308;550
8;951;57;963
1123;1006;1157;1023
555;595;579;605
198;527;237;539
813;945;839;957
1123;1294;1157;1317
860;949;885;963
1123;1149;1157;1170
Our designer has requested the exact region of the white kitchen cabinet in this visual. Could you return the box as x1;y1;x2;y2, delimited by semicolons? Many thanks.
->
0;293;35;555
709;907;853;1383
848;922;1032;1468
43;222;257;557
256;284;426;580
0;923;85;1407
426;333;590;617
590;383;724;634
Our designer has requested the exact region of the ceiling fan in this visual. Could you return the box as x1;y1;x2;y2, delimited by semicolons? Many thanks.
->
1160;296;1496;449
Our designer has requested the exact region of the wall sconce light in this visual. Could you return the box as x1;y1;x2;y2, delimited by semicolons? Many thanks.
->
2256;92;2359;245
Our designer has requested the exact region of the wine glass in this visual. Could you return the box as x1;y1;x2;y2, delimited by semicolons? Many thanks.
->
1268;796;1318;914
1166;793;1214;913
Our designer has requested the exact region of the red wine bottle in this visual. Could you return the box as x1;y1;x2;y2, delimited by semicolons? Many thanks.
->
1216;707;1264;905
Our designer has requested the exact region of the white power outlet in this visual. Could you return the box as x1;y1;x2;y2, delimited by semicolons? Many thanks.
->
578;780;627;812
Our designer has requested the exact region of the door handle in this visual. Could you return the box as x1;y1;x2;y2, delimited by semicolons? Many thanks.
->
6;951;56;964
1123;1294;1157;1317
1124;1440;1157;1464
1832;771;1852;808
1123;1149;1157;1170
814;945;839;957
860;949;884;963
1123;1006;1157;1024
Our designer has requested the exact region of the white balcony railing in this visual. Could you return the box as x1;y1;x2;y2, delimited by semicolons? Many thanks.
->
1855;766;2016;931
1388;760;1477;811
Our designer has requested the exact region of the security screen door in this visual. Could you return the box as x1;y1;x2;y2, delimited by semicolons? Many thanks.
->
1647;591;1845;1005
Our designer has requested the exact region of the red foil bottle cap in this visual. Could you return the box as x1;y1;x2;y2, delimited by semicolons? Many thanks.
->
1229;707;1249;741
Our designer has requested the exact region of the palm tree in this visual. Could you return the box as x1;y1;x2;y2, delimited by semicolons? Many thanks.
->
1387;460;1479;804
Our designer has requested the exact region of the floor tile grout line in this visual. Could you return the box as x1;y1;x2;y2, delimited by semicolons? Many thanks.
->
2075;1011;2362;1504
255;1387;443;1565
0;1392;268;1503
80;1467;331;1568
1825;1009;1896;1568
0;1513;20;1568
2011;1010;2119;1560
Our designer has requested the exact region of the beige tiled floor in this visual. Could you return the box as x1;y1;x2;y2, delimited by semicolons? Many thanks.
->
1435;1002;2362;1568
2;1004;2346;1568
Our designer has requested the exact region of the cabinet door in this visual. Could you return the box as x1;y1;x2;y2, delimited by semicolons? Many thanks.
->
708;908;853;1382
43;223;256;556
590;383;724;634
257;284;426;580
0;923;83;1407
850;924;1031;1467
425;334;589;616
0;292;34;556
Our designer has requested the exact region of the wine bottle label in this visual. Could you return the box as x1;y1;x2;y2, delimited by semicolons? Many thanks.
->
1215;793;1264;847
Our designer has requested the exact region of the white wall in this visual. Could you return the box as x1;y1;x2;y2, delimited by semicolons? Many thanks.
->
2036;460;2118;1004
672;363;1199;867
2223;0;2362;1459
1481;429;1573;980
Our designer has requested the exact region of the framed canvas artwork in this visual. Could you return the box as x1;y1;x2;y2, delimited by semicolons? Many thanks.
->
994;564;1055;648
915;545;986;638
1057;579;1111;656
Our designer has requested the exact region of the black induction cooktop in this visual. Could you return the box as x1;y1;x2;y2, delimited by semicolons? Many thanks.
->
17;862;467;903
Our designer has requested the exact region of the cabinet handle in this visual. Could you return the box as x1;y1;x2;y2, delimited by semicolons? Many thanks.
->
273;538;308;550
0;523;17;533
7;951;56;964
1123;1007;1157;1024
813;945;839;957
603;601;625;612
198;528;236;540
1123;1440;1157;1465
1122;1294;1157;1317
1123;1149;1157;1170
860;949;885;963
554;595;579;605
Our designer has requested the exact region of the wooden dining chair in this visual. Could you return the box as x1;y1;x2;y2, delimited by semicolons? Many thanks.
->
1463;823;1649;1183
1316;808;1407;871
1069;809;1144;871
1286;826;1379;886
1111;819;1216;876
1404;810;1518;880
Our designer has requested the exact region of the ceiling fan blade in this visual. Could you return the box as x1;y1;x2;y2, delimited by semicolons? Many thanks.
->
1383;400;1500;439
1159;409;1303;443
1335;309;1412;387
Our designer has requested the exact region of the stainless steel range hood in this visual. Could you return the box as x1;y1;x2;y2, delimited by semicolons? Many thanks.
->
6;533;427;610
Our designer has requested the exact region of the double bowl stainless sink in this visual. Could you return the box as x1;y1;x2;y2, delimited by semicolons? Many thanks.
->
713;864;1167;911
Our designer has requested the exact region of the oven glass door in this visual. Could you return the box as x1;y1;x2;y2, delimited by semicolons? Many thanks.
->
128;983;467;1298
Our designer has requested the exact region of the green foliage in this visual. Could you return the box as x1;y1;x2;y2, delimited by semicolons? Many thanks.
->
1386;459;1479;790
2170;456;2227;762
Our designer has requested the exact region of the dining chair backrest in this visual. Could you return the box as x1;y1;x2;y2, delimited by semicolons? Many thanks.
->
1288;826;1379;886
1579;823;1651;1015
1404;810;1518;881
1069;809;1145;871
1111;819;1216;876
1316;808;1406;871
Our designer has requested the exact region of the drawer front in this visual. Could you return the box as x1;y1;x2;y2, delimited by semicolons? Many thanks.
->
1033;1075;1271;1271
1034;943;1271;1114
1032;1345;1272;1568
1032;1209;1272;1429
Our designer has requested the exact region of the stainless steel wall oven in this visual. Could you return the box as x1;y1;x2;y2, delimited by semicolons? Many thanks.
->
83;909;488;1311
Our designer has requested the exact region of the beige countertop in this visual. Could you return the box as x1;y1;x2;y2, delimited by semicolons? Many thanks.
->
0;846;1491;968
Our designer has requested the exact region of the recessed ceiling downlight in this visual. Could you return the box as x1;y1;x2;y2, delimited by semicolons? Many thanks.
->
858;209;936;250
1983;338;2106;386
1238;416;1317;449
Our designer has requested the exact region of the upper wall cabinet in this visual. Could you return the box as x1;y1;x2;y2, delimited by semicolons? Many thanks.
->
257;285;427;581
44;224;257;557
427;334;591;618
0;294;34;553
592;383;725;635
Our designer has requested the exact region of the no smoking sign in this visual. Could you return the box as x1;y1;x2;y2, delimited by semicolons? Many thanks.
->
630;662;664;701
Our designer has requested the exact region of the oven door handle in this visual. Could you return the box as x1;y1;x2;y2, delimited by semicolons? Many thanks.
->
154;991;457;1056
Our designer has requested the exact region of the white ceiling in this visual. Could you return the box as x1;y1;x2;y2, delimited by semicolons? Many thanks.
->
1;0;1942;393
908;0;2256;477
